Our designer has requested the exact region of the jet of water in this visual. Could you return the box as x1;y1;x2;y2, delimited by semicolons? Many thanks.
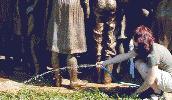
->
24;64;96;84
24;64;140;88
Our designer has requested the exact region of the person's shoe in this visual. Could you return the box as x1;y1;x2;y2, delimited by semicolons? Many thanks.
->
147;92;164;100
142;95;159;100
152;90;164;100
150;94;159;100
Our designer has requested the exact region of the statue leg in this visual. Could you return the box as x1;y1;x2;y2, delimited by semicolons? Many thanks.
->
67;54;78;88
93;18;104;62
104;17;116;84
93;17;104;83
22;35;36;76
67;54;87;88
51;51;62;87
105;16;116;57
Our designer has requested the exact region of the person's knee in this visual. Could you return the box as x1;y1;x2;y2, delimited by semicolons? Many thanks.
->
135;60;146;71
135;60;149;79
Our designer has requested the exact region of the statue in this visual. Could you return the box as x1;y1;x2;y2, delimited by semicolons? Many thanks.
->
91;0;117;83
0;0;21;75
47;0;89;88
153;0;172;53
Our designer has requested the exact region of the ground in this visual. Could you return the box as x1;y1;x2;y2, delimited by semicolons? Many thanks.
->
1;74;172;99
0;77;131;94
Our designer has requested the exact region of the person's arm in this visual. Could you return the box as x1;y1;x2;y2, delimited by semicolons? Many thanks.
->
134;66;158;94
102;50;137;66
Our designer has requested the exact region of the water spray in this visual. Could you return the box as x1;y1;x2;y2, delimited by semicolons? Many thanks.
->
24;64;140;88
24;64;96;84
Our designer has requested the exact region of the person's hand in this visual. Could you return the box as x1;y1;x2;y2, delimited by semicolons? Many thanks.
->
142;9;149;17
26;5;34;14
96;61;104;68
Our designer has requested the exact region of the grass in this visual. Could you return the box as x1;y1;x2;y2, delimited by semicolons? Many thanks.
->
0;87;140;100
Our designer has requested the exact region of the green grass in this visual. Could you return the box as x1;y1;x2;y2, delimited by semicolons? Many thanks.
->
0;88;140;100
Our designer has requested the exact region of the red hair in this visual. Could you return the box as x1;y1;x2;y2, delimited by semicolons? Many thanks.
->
133;25;154;53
